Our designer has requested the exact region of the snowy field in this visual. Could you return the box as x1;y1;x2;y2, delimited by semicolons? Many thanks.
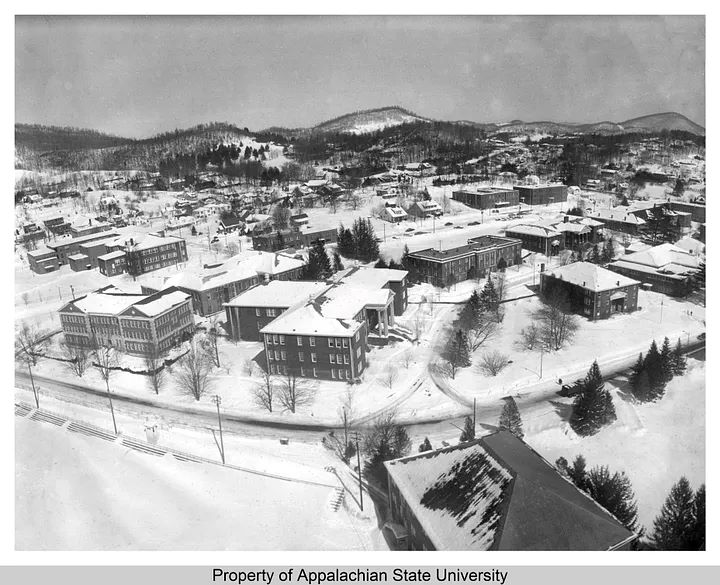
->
15;415;385;550
523;358;705;533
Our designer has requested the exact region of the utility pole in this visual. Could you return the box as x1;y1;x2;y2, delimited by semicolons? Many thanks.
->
660;298;664;324
539;346;544;379
212;395;225;464
70;285;76;300
105;376;118;435
27;363;39;408
472;397;476;435
355;432;364;512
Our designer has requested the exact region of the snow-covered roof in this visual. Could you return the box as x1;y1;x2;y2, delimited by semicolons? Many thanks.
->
589;208;646;225
385;432;635;551
98;250;126;261
46;230;120;249
128;290;191;317
259;301;363;337
543;261;639;292
69;290;145;315
225;280;330;309
506;224;561;238
552;222;591;234
67;253;89;261
336;266;408;288
674;237;705;256
114;233;184;252
384;206;407;218
618;243;699;270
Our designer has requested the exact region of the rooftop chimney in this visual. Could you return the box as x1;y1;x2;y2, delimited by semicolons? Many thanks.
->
564;216;569;223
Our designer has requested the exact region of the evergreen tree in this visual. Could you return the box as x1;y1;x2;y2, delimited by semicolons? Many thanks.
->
588;243;600;264
375;257;388;269
350;217;380;262
690;485;706;551
337;224;355;257
586;466;640;533
303;240;332;280
418;437;433;453
660;337;674;384
401;243;420;283
443;329;471;378
459;415;475;442
387;258;401;270
567;454;589;492
651;477;698;550
479;277;500;318
628;353;645;392
332;251;344;273
671;339;687;376
570;361;616;436
604;237;616;262
644;340;666;400
458;290;482;331
498;397;524;438
633;369;652;402
496;257;507;272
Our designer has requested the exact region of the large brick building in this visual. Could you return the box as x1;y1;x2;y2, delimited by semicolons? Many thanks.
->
123;234;188;276
539;261;640;320
405;236;522;287
452;187;519;210
252;227;339;252
44;230;120;267
515;184;568;206
59;285;194;356
225;266;409;343
383;431;638;551
143;251;306;316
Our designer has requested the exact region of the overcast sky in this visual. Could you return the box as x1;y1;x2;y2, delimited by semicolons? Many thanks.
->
15;15;705;138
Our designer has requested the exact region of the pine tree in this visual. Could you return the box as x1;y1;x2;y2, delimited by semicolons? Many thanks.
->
459;415;475;442
586;466;640;533
651;477;698;550
479;277;500;318
351;217;380;262
570;361;616;436
567;454;589;492
628;353;644;394
644;340;666;400
671;339;687;376
660;337;674;384
633;369;652;402
498;397;524;438
337;224;354;257
304;240;332;280
690;484;706;551
401;243;420;283
443;329;471;378
458;290;482;331
604;237;616;262
418;437;433;452
375;257;388;269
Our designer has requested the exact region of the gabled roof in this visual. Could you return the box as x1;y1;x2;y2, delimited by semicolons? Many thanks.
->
385;431;636;551
506;224;561;238
259;301;363;337
224;280;330;309
618;243;699;270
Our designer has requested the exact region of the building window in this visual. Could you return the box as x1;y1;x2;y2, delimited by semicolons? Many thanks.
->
279;335;285;345
311;353;317;363
330;355;335;364
344;355;349;364
328;338;334;348
281;351;286;361
338;369;344;380
300;367;305;377
342;338;348;348
297;336;303;346
331;369;336;379
256;308;261;317
299;352;304;362
273;334;279;345
313;367;317;378
309;337;315;347
345;369;351;379
336;354;342;364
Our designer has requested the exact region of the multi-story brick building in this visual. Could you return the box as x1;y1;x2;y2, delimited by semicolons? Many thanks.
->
515;184;568;206
59;285;195;356
383;431;638;551
406;235;522;287
45;230;120;267
123;234;188;276
452;187;520;210
97;250;128;276
143;251;306;316
260;300;368;381
26;247;61;274
504;224;564;256
540;261;640;320
69;220;114;238
225;266;408;343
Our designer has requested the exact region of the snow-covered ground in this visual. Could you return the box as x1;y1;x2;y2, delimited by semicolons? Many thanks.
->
524;358;705;533
15;414;385;550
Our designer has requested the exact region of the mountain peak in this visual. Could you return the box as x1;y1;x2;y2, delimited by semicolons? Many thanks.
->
312;106;432;134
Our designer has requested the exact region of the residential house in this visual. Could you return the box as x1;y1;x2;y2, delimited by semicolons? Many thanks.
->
504;224;564;256
407;200;443;219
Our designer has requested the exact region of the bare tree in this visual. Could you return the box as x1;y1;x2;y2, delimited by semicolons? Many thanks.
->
535;285;580;351
478;351;510;376
22;292;29;306
61;341;91;377
92;342;120;434
278;370;314;413
15;322;50;368
144;347;166;395
518;322;542;350
400;349;414;369
323;387;356;462
466;312;499;352
271;204;291;230
347;192;364;210
253;368;275;412
175;337;213;401
379;365;399;389
242;358;257;377
203;316;222;368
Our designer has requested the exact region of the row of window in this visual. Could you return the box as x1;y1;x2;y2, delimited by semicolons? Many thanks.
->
265;333;357;348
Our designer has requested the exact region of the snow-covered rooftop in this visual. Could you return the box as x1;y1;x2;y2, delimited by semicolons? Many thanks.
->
618;243;699;270
225;280;330;308
674;237;705;256
98;250;126;261
543;261;639;292
129;290;191;317
336;266;408;288
506;224;561;238
589;208;646;224
70;290;145;315
259;301;363;337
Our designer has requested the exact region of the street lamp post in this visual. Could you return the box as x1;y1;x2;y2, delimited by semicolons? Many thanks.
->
354;432;364;512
